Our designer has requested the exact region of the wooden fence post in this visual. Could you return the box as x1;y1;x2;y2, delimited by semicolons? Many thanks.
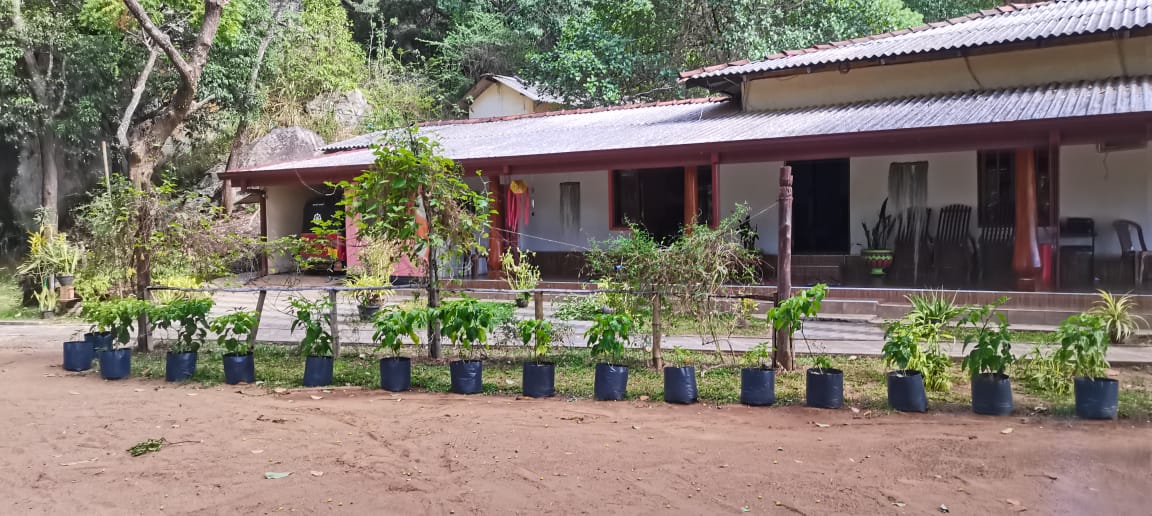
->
533;290;544;321
247;289;267;350
774;166;795;370
651;294;663;370
329;289;341;358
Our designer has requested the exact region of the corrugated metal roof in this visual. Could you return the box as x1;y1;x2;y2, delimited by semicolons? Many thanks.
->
461;74;565;105
237;76;1152;173
683;0;1152;82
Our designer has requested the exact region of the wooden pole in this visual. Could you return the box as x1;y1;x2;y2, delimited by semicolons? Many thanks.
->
100;141;112;195
329;289;341;358
773;166;795;370
651;294;663;370
1013;149;1041;291
247;289;266;350
533;290;544;321
487;177;505;279
683;165;698;228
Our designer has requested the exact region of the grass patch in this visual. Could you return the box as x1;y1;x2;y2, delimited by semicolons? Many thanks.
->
0;273;37;320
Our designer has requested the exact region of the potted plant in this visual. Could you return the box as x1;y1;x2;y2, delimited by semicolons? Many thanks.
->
663;346;697;404
96;298;149;380
150;298;214;382
62;338;94;372
289;296;336;387
34;286;57;319
881;321;928;412
52;237;82;287
372;306;426;392
586;312;633;401
806;356;844;409
438;297;496;394
80;300;115;352
346;273;391;321
210;310;259;385
1088;290;1147;344
517;318;557;398
1055;314;1118;420
860;199;895;276
960;301;1015;416
501;250;540;308
736;342;773;405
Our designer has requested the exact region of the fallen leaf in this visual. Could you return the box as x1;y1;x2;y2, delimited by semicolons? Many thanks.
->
273;388;287;394
1000;428;1013;435
631;425;640;430
893;502;906;507
134;389;144;392
59;458;96;466
67;391;80;395
1006;499;1021;506
638;395;650;401
850;407;861;414
939;504;950;513
310;471;324;477
740;506;750;513
250;450;264;454
504;379;515;385
186;393;198;397
814;423;830;428
264;472;291;480
310;395;323;400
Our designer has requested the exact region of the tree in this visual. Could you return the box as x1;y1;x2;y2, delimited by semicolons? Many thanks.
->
339;128;491;359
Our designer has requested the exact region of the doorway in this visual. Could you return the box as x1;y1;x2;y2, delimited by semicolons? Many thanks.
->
787;158;851;253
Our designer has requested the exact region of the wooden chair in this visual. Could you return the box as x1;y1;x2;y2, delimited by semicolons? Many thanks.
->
978;225;1015;289
932;204;975;287
1113;219;1152;287
891;207;932;286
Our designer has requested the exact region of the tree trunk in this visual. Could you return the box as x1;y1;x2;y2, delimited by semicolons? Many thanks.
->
38;128;59;228
134;186;153;352
420;191;442;359
773;166;794;371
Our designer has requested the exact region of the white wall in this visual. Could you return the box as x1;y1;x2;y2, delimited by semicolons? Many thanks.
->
1060;144;1151;256
469;83;536;119
508;171;617;252
716;162;782;253
265;184;317;273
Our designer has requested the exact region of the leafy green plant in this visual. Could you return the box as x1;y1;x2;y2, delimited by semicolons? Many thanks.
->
740;342;773;369
436;297;496;360
552;294;603;321
501;250;541;305
288;296;334;357
149;298;215;354
34;287;57;313
516;319;554;362
959;300;1014;376
812;355;834;372
1054;313;1111;379
767;283;827;366
1088;290;1147;344
372;306;426;357
906;291;963;340
882;320;924;372
210;310;259;356
83;298;150;348
345;273;392;307
667;346;691;367
1015;347;1073;395
861;198;895;249
585;312;633;365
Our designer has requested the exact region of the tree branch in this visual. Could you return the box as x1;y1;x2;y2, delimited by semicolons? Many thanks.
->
52;56;67;117
187;95;217;116
117;47;160;149
121;0;195;86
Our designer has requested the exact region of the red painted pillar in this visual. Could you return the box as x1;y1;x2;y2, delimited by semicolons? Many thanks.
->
683;165;698;228
1013;149;1041;291
487;178;505;279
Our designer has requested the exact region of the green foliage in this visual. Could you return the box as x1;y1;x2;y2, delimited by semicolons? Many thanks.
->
372;306;426;357
585;312;633;364
903;0;1001;23
516;319;554;362
552;294;605;321
265;0;364;104
33;285;56;312
1088;290;1147;344
861;198;895;249
288;296;334;357
435;297;496;359
906;291;963;341
82;298;150;348
767;283;827;338
882;320;923;371
501;249;541;303
1015;347;1073;396
813;355;834;372
1054;313;1111;379
959;299;1014;376
741;342;773;369
149;298;214;354
210;310;259;356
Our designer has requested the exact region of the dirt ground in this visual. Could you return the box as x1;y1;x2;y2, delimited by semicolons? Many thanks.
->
2;349;1151;515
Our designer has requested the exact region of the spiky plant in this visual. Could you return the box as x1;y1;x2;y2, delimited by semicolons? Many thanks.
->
1088;290;1147;344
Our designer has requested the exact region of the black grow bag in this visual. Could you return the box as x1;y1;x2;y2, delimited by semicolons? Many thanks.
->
165;352;198;382
63;340;94;372
1074;377;1119;420
887;370;927;413
450;360;484;394
98;349;131;380
594;363;629;401
522;362;555;398
740;367;775;406
223;353;256;384
84;331;113;353
303;356;334;387
806;368;844;409
664;366;698;404
971;373;1013;416
379;357;412;392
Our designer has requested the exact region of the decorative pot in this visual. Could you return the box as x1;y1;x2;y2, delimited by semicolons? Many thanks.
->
56;274;75;287
164;352;198;382
971;373;1013;416
887;370;927;412
593;363;629;401
358;304;382;321
861;249;894;276
63;340;94;372
303;355;334;387
379;357;412;392
740;367;775;406
84;331;113;353
514;296;530;308
1074;377;1118;420
222;352;256;384
806;368;844;409
450;360;484;394
98;348;132;380
664;366;698;404
522;362;555;398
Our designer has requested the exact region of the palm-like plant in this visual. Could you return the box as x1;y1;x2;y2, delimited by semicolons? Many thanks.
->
1088;290;1147;344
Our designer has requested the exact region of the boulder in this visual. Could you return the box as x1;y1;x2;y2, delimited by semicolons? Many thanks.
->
306;89;370;130
231;126;325;170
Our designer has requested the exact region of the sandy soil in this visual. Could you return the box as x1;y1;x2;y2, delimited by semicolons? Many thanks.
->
1;349;1150;515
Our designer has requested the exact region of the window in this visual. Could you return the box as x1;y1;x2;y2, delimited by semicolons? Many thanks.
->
977;149;1053;227
610;166;713;242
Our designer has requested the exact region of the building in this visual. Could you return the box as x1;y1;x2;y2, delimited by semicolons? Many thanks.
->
224;0;1152;308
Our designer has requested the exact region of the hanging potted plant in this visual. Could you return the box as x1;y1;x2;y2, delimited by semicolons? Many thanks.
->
210;310;260;385
1055;314;1118;420
372;306;426;392
738;342;775;406
960;301;1015;416
96;298;149;380
517;319;557;398
806;356;844;409
663;347;697;404
439;297;496;395
586;312;633;401
150;298;213;382
289;296;336;387
860;199;896;276
501;250;540;308
881;321;928;412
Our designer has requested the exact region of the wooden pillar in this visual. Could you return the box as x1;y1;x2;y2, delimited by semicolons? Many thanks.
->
533;290;544;321
683;165;698;227
329;289;341;358
773;166;794;371
1049;131;1062;290
651;294;663;370
1013;149;1042;291
487;177;505;279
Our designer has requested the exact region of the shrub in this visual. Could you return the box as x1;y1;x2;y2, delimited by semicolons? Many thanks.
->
1088;290;1147;344
210;310;259;356
501;250;541;305
959;300;1014;376
1054;313;1110;379
149;298;215;354
288;296;335;357
516;319;554;362
740;342;773;369
436;297;497;360
586;312;633;365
